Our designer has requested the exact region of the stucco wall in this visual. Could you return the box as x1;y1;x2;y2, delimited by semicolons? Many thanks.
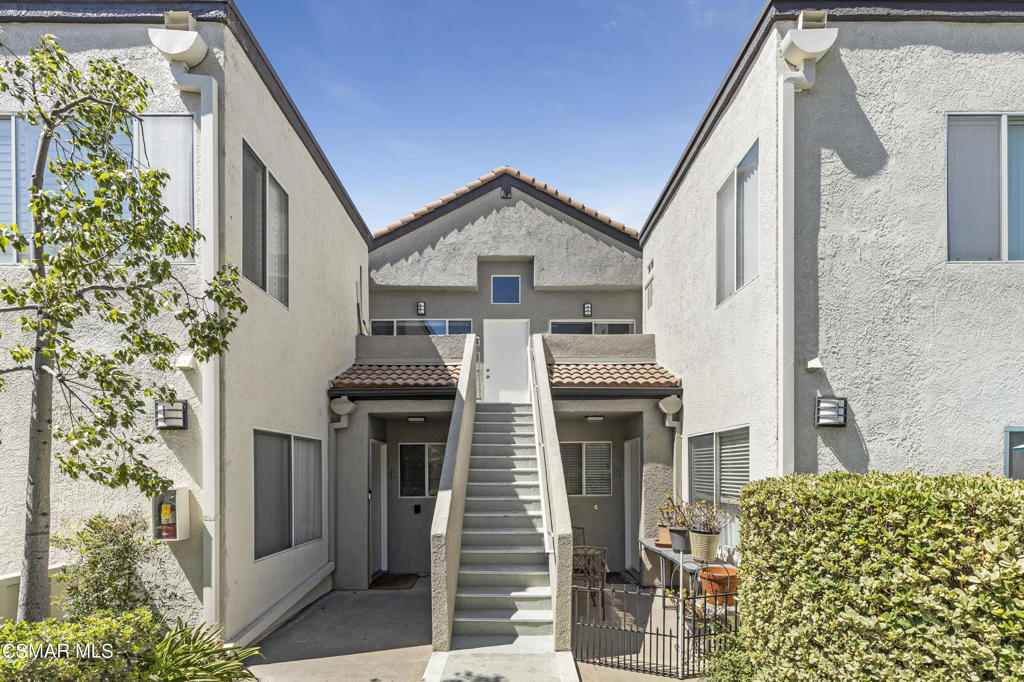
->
642;28;781;492
217;27;368;640
792;20;1024;476
370;188;640;291
0;21;225;625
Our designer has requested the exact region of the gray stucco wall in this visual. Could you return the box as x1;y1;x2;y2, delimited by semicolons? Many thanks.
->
370;188;640;291
792;20;1024;476
641;28;781;492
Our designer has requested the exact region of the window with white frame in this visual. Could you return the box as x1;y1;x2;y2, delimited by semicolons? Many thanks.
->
1007;428;1024;480
491;275;520;304
0;114;193;264
399;443;445;497
688;427;749;506
947;115;1024;261
370;319;472;335
253;431;323;560
645;279;653;311
549;320;635;334
716;141;759;304
560;442;612;496
242;141;289;305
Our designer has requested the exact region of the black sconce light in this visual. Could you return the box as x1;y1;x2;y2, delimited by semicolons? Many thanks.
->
583;302;592;318
416;301;425;316
814;397;847;427
155;400;188;430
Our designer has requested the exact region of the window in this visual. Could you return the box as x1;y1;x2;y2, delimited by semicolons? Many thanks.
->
253;430;322;559
550;320;635;334
716;141;759;303
491;275;520;304
688;427;749;506
0;114;193;264
370;319;472;335
645;279;653;310
947;114;1024;261
399;443;445;497
560;442;612;496
242;142;289;304
1007;428;1024;480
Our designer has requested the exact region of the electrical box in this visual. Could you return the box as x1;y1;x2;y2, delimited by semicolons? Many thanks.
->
152;488;190;542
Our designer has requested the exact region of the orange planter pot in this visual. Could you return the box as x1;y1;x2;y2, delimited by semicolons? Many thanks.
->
699;565;739;606
655;525;671;547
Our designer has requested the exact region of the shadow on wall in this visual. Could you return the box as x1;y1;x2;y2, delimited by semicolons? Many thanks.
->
793;49;887;474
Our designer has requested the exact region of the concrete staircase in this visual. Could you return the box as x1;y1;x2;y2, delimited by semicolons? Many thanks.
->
452;402;553;650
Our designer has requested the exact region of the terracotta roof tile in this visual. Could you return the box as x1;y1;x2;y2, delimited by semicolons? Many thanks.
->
547;363;679;389
332;364;460;390
377;165;637;238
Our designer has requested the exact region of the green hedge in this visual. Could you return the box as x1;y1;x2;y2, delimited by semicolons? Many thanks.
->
739;472;1024;681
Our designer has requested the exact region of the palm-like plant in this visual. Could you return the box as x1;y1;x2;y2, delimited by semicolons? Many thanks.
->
147;622;260;682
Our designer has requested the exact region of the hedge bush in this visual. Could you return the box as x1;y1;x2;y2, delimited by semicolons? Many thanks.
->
739;472;1024;681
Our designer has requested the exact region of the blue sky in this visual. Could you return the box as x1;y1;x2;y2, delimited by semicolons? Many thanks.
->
237;0;764;233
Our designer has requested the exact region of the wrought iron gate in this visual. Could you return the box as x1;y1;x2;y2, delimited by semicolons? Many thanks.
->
572;581;738;678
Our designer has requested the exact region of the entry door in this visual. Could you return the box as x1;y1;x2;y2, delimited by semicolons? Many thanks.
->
368;439;387;578
624;437;642;573
482;319;530;402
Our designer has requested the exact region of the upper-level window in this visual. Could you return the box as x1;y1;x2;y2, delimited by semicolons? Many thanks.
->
371;319;472;335
550;320;635;334
716;141;759;304
0;114;193;264
947;114;1024;261
491;275;520;304
242;141;289;305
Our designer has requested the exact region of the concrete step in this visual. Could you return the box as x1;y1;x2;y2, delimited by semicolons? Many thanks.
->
469;454;538;469
468;467;539;483
452;609;554;637
465;496;542;513
471;412;534;424
462;511;544;529
476;403;532;414
449;634;556;654
473;432;536;445
455;585;552;611
466;481;541;497
472;421;535;434
461;528;545;546
457;564;549;587
460;546;547;566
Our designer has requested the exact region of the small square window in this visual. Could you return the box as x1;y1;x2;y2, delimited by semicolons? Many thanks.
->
491;275;520;304
448;320;472;334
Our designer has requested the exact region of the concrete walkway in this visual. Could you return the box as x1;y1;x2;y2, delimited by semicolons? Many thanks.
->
249;579;433;682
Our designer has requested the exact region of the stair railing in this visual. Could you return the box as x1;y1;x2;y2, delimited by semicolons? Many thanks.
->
528;333;574;651
428;333;477;651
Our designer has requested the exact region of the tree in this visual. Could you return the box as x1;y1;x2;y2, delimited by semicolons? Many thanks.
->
0;36;247;621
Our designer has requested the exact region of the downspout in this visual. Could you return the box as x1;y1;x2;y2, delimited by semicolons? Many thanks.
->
777;11;837;476
149;12;221;626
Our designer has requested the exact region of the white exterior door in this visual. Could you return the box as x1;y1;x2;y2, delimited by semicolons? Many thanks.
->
482;319;530;403
368;439;387;578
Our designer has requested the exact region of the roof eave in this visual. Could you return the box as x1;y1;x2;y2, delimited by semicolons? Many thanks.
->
327;386;458;399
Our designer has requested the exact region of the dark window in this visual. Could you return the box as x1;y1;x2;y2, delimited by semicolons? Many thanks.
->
1008;430;1024;480
491;276;520;304
400;443;445;497
551;322;592;334
370;320;395;335
448;320;472;334
396;320;447;335
254;431;291;559
242;142;288;304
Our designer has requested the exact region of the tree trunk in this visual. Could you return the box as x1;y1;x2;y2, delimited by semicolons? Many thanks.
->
17;128;54;622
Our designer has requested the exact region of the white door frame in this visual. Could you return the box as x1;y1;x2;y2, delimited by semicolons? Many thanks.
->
624;437;641;571
369;439;388;574
482;318;531;402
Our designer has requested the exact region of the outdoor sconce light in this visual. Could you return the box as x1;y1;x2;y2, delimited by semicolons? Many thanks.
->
416;301;426;316
814;397;847;427
583;302;592;317
407;416;426;423
585;415;604;423
155;400;188;430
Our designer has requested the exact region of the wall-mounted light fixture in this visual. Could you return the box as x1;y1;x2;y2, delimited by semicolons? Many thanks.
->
416;301;426;316
814;397;847;427
583;302;592;318
155;400;188;430
585;415;604;423
407;416;426;423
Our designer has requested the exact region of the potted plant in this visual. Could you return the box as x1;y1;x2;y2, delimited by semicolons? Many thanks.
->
658;495;691;552
688;500;732;562
655;497;673;547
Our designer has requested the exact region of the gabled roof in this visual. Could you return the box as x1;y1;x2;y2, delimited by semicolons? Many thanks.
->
372;165;639;251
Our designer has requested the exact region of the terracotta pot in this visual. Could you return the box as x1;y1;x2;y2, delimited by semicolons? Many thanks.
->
689;530;720;562
656;524;671;547
669;527;690;552
699;565;739;606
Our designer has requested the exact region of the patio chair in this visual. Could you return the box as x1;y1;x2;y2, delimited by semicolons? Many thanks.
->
572;545;608;619
572;526;586;546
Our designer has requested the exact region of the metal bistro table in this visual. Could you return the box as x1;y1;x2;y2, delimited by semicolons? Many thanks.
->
638;537;733;608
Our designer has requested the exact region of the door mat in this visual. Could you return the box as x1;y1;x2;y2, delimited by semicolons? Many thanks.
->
370;573;418;590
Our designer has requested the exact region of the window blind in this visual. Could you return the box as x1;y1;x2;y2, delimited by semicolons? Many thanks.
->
736;142;759;288
254;431;291;559
689;434;716;504
718;428;750;505
267;174;289;306
561;443;583;495
293;437;322;545
715;177;735;304
583;442;612;495
947;116;1000;261
241;143;266;287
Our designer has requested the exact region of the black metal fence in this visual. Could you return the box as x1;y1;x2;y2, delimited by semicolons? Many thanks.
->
572;581;738;679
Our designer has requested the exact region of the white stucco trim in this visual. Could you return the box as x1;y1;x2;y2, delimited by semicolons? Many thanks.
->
227;560;334;647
